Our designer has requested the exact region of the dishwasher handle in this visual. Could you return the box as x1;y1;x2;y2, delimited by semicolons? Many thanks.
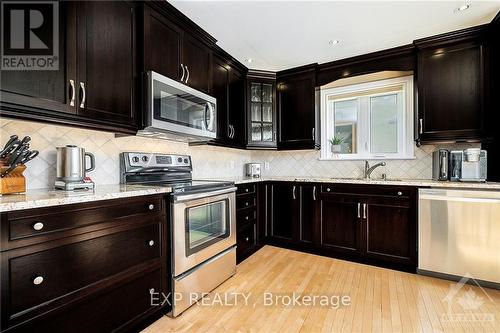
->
419;194;500;204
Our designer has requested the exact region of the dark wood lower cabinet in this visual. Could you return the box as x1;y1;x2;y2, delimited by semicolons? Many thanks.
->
317;195;361;254
266;182;417;271
0;195;169;332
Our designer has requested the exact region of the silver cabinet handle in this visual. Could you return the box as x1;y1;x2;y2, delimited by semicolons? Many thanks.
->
397;191;403;196
79;82;86;108
326;187;331;192
69;79;75;106
33;276;44;285
245;237;249;242
292;186;297;200
312;127;315;140
148;204;155;210
245;216;249;220
33;222;44;231
245;188;249;193
185;66;190;83
231;125;235;139
357;203;361;218
180;64;185;82
419;119;423;134
312;186;317;201
148;240;155;246
363;203;367;219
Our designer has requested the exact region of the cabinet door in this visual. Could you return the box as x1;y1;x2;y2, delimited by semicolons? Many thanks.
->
269;183;298;241
417;41;483;142
363;197;416;265
76;0;136;127
143;5;182;81
228;68;246;145
317;195;361;254
299;185;316;244
212;56;230;141
277;68;316;150
0;1;76;115
182;35;211;94
247;80;277;148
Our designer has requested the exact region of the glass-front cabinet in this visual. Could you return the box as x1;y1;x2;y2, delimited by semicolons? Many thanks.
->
247;72;277;148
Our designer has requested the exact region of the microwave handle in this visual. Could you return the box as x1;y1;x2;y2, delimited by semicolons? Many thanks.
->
204;102;214;131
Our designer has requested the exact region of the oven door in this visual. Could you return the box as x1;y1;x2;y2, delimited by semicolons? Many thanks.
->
148;71;216;139
172;187;236;276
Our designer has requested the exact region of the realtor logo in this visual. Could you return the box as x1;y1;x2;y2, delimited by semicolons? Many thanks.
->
1;1;59;70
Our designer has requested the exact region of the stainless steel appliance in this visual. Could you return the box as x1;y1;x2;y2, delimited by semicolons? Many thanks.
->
138;71;217;141
120;152;236;316
449;148;487;182
432;149;449;181
245;163;261;178
419;188;500;288
55;145;95;190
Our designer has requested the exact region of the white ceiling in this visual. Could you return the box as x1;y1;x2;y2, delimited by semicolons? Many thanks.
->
170;0;500;71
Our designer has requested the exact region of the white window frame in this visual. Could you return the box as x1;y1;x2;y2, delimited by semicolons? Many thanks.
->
320;75;414;160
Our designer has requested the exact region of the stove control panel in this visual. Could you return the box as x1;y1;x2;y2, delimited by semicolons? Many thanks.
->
122;152;192;169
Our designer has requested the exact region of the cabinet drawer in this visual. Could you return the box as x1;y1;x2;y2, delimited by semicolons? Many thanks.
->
320;184;414;198
237;222;256;258
8;223;161;315
236;195;256;210
237;207;257;224
3;195;163;246
236;183;256;195
16;268;163;333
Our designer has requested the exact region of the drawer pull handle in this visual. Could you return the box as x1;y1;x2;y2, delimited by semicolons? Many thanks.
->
148;240;155;247
245;188;249;192
33;222;44;231
326;188;331;192
33;276;44;285
245;202;249;206
148;204;155;210
245;237;249;242
245;216;249;220
397;191;403;196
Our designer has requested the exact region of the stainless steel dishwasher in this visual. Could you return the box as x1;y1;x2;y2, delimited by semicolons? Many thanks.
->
418;188;500;287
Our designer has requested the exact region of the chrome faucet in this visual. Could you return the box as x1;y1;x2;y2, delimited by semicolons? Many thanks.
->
364;160;386;179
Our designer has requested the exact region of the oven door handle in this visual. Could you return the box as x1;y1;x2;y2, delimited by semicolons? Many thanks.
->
173;187;237;202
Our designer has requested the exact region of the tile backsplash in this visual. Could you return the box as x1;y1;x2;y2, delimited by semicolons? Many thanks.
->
1;118;479;189
0;119;251;189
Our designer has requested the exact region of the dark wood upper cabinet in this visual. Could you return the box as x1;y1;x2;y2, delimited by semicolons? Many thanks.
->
0;1;76;115
142;3;212;94
228;67;246;145
182;35;211;94
246;70;277;149
142;5;182;81
212;55;230;141
277;64;317;150
415;26;487;144
76;0;137;127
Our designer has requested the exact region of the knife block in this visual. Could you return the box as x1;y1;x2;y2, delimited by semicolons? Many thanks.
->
0;165;26;195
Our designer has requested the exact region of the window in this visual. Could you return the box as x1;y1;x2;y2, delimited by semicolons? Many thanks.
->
320;76;414;160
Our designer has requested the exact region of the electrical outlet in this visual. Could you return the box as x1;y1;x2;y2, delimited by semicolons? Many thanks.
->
265;162;270;170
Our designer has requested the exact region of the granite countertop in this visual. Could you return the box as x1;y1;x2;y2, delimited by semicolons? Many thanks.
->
2;177;499;212
204;176;500;190
0;184;173;212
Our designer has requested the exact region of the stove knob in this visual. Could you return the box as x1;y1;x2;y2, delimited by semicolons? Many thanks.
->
183;158;188;164
132;156;139;163
177;157;183;163
142;156;149;162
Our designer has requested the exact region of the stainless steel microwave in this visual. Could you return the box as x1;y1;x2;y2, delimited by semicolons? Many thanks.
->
138;71;217;141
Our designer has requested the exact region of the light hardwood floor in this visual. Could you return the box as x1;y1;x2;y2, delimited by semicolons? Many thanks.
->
143;246;499;333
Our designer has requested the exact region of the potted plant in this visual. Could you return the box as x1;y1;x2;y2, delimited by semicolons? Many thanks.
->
329;137;344;154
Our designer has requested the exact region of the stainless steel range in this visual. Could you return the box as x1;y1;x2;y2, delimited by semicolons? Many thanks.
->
120;152;236;317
